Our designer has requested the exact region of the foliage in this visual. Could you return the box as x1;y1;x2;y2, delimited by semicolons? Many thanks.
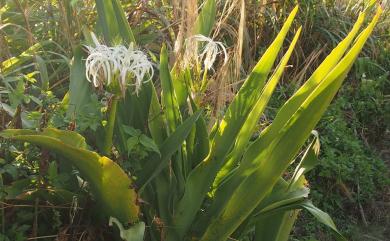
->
291;58;390;240
257;1;390;238
0;1;388;241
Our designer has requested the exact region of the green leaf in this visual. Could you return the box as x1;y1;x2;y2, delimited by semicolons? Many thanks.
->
137;111;202;190
1;40;53;75
289;131;320;187
115;82;153;156
3;178;33;199
207;7;369;208
194;0;217;36
200;8;382;241
122;125;142;137
255;179;309;215
0;103;33;128
301;201;346;240
95;0;136;44
234;10;367;179
66;46;92;118
254;199;346;241
109;217;145;241
0;128;140;223
139;135;160;155
111;0;136;44
244;178;308;241
213;26;302;193
171;67;190;111
148;83;166;146
170;7;299;239
258;11;367;147
160;44;181;134
126;136;139;154
190;112;210;168
254;210;298;241
95;0;119;44
35;55;49;91
48;161;58;178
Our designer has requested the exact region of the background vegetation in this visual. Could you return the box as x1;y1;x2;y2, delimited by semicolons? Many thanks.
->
0;0;389;240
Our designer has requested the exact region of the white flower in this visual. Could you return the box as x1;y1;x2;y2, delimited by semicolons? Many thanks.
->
115;43;154;95
184;34;228;70
85;34;119;88
85;33;153;95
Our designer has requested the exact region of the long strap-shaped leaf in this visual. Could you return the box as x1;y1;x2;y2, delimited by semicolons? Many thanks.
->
159;44;187;205
250;176;343;240
252;178;305;241
209;5;298;158
200;7;382;241
218;132;318;237
258;11;366;147
1;40;53;75
254;199;345;241
207;26;302;221
160;44;182;133
137;111;202;190
0;128;140;224
95;0;135;44
211;7;368;208
148;82;166;146
167;8;299;240
194;0;217;36
254;210;298;241
111;0;136;43
213;26;302;192
67;46;93;117
252;150;320;241
95;0;118;44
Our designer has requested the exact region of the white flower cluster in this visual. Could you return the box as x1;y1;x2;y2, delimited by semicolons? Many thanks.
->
85;33;153;95
184;34;228;71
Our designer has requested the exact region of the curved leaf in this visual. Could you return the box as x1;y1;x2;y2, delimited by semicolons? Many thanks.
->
0;128;139;223
170;7;299;239
109;217;145;241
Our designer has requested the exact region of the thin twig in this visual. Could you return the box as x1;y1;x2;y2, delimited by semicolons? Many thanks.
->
27;234;63;240
0;201;83;210
32;198;39;241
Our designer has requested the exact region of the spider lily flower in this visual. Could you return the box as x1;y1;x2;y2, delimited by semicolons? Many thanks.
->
115;44;154;95
85;33;153;95
184;34;228;71
85;34;119;88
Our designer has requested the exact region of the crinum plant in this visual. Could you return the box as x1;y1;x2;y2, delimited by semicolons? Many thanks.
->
0;0;383;241
84;32;153;156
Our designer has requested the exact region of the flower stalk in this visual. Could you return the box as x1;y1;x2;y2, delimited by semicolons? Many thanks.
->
102;96;119;156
